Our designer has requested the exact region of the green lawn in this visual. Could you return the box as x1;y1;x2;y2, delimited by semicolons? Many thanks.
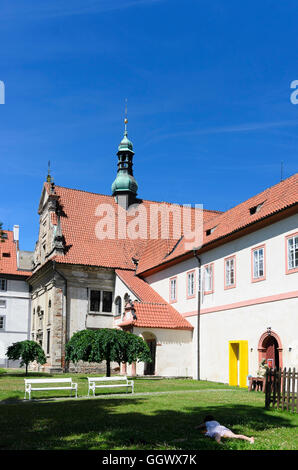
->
0;369;297;451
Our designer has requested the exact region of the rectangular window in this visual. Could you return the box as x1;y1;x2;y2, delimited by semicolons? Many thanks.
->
252;245;265;281
47;330;50;355
0;316;5;330
187;271;195;298
225;256;236;289
170;277;177;302
287;234;298;273
89;290;113;313
204;264;214;294
102;291;112;312
90;290;101;312
0;299;6;308
0;279;7;291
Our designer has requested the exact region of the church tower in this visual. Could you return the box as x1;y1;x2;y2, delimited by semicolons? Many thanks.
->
111;111;138;209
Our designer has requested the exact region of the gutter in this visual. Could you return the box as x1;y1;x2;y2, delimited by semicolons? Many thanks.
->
193;249;201;381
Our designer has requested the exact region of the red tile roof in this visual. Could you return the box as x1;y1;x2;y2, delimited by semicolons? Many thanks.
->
116;268;171;303
0;231;31;277
119;301;194;330
116;269;193;330
43;173;297;277
47;184;219;270
136;173;298;275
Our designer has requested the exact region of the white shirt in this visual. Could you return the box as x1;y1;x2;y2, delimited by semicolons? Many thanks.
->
205;420;230;438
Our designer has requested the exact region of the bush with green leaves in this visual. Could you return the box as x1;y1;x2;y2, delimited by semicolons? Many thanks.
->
65;328;151;376
6;340;46;375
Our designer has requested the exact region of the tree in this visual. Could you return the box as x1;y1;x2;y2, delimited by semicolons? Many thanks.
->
65;328;151;377
65;329;96;364
6;340;46;375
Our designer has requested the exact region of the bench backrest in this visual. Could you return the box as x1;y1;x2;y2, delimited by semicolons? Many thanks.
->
87;376;129;383
25;378;73;385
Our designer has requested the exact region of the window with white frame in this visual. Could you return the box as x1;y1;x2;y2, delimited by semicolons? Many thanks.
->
0;299;6;308
287;235;298;271
252;246;265;279
115;296;122;316
187;271;195;297
204;264;213;293
225;257;235;288
89;290;113;313
0;279;7;291
170;277;177;302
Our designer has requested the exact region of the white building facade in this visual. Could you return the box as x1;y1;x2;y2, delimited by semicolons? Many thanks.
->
0;228;32;368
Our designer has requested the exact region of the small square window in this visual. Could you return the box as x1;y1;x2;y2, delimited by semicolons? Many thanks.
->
0;299;6;308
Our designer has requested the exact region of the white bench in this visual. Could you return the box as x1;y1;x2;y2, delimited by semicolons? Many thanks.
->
24;378;78;400
87;376;134;397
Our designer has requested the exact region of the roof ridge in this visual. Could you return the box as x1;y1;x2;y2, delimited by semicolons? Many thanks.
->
54;184;220;212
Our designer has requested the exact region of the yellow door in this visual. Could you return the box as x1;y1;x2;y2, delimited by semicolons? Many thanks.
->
229;341;248;388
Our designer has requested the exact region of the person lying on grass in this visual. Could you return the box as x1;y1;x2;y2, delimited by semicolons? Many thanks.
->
195;415;254;445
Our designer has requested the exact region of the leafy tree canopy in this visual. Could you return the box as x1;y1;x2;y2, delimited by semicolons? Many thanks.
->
65;328;151;376
6;340;46;375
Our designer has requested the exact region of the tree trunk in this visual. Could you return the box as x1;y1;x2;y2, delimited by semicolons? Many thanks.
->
106;359;111;377
25;363;28;376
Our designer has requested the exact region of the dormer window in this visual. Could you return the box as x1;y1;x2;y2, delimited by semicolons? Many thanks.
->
206;226;217;236
249;202;265;215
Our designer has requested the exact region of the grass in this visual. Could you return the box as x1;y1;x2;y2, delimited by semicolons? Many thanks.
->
0;369;297;451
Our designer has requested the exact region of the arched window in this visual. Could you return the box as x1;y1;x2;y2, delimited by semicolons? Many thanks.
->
115;296;122;316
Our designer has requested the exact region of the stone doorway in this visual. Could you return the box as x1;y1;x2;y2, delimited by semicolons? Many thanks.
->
258;330;283;369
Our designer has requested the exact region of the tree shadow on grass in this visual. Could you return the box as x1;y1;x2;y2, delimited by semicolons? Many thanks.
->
0;395;295;451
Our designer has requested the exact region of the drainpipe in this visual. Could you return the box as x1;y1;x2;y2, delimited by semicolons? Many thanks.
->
193;249;201;381
53;260;68;373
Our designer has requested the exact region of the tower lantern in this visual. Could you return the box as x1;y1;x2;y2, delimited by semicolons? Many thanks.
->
111;107;138;209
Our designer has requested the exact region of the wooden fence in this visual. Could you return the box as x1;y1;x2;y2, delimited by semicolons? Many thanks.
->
265;367;298;412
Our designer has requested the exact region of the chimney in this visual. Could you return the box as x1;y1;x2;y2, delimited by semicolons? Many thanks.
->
13;225;19;243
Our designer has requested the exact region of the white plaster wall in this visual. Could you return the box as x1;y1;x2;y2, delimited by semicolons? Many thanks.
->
114;275;139;303
145;258;199;314
68;285;115;334
188;296;298;383
144;215;298;383
128;327;193;377
145;215;298;314
68;286;88;334
0;279;30;367
199;214;298;311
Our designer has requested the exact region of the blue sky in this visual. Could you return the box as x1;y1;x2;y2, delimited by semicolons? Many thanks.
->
0;0;298;251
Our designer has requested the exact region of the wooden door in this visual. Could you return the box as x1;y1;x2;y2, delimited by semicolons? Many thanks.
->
144;339;156;375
